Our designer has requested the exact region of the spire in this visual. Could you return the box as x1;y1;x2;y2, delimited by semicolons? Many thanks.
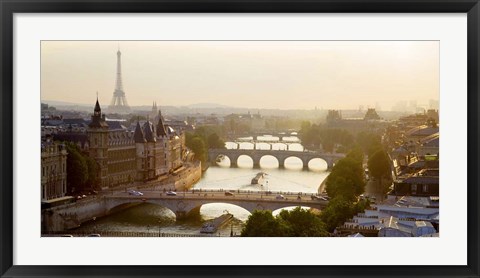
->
89;96;108;129
133;121;146;143
156;109;167;137
94;94;101;115
143;120;156;142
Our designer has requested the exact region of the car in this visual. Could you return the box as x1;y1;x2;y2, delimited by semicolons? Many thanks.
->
128;190;143;196
166;191;177;196
311;195;327;201
224;192;234;196
87;234;101;237
275;195;285;200
60;234;73;237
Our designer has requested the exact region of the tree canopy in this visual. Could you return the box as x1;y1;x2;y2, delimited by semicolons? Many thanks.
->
356;131;383;157
325;152;365;201
185;125;225;168
299;122;354;152
319;197;369;232
241;210;288;237
278;207;329;237
367;148;391;194
65;143;88;193
241;208;328;237
185;134;207;166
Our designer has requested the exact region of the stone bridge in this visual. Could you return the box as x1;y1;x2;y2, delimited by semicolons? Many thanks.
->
104;191;328;220
226;131;298;142
208;149;345;170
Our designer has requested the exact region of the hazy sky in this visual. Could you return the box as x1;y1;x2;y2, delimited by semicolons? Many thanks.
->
41;41;439;110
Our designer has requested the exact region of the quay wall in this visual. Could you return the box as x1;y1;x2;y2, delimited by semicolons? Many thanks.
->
174;161;202;191
42;197;108;232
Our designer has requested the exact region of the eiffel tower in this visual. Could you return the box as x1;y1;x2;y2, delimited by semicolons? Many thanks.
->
108;49;131;114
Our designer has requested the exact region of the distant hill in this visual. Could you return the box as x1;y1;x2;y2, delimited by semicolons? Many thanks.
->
42;100;91;107
185;103;233;109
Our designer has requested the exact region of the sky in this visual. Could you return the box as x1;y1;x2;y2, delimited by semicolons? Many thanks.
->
41;41;439;110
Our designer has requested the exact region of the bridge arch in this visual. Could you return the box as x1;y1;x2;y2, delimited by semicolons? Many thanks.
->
237;154;254;168
187;203;252;221
259;155;279;169
283;156;304;170
106;200;179;219
307;158;329;171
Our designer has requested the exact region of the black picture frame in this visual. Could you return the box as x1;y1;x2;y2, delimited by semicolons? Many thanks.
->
1;1;479;277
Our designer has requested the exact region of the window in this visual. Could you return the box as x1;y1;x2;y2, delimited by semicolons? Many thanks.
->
411;184;417;194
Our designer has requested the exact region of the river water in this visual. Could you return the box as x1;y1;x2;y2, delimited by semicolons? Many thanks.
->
73;136;329;236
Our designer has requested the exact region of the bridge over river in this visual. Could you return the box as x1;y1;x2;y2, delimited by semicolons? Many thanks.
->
208;149;345;170
105;190;328;220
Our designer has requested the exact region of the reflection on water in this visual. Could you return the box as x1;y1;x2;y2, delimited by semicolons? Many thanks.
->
73;136;329;236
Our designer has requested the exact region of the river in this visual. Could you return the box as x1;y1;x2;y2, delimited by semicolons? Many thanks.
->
72;136;329;236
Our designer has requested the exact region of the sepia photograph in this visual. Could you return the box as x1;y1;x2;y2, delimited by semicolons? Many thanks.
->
40;40;440;238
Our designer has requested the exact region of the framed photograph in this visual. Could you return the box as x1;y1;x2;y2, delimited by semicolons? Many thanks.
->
1;1;479;277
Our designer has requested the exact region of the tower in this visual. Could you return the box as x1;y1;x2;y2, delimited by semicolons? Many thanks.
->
150;101;158;121
108;49;131;114
87;97;109;188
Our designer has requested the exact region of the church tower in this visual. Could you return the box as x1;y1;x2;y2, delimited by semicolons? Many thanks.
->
87;96;109;188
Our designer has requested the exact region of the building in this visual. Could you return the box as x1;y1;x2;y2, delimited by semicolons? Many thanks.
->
133;116;168;181
393;168;439;197
336;196;439;237
41;138;68;200
364;108;381;120
325;108;388;135
417;133;439;156
378;217;437;237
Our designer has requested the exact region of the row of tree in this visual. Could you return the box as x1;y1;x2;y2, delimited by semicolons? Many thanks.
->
299;121;355;152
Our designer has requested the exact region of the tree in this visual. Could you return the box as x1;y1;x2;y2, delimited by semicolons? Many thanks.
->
65;143;88;193
278;207;328;237
319;197;355;232
325;157;365;201
85;156;100;190
207;133;225;149
186;135;207;166
356;131;383;157
241;210;288;237
367;149;391;194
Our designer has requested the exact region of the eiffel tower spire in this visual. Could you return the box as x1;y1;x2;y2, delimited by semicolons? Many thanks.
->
108;49;131;114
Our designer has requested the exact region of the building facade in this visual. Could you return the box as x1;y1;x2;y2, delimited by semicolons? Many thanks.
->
83;100;187;187
41;139;68;200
